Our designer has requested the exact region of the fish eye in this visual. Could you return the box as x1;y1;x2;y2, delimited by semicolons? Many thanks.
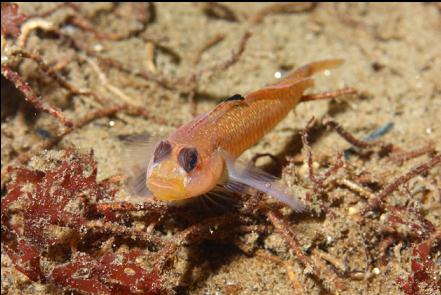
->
153;140;172;163
178;147;198;172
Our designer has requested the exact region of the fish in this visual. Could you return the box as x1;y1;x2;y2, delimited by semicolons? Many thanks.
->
123;59;346;212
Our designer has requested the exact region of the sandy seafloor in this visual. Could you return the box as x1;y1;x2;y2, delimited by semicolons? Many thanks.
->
1;3;440;295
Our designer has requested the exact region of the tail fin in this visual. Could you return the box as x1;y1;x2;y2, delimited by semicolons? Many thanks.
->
278;59;344;86
245;59;343;103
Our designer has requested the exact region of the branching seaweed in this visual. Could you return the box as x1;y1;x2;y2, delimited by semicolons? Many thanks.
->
2;3;440;295
397;232;441;295
1;3;26;38
1;4;74;127
1;149;162;294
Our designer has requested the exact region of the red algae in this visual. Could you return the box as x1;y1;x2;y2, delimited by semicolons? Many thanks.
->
397;235;440;295
51;251;161;295
1;150;162;294
1;3;26;37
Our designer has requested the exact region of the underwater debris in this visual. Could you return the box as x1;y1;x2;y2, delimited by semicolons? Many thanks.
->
199;3;239;22
251;2;318;24
343;122;394;159
1;3;73;127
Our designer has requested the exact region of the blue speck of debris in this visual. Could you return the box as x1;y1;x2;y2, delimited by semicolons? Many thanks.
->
344;122;394;160
36;128;52;139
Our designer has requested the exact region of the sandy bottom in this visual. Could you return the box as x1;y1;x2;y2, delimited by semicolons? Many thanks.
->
1;3;440;295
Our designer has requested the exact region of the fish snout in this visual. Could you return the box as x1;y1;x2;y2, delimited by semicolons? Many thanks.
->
146;160;188;200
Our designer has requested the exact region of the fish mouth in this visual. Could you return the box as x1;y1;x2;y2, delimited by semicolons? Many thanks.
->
147;176;188;201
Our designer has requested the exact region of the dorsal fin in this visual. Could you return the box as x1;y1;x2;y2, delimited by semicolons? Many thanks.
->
187;95;246;133
206;97;246;125
218;93;245;104
245;78;314;102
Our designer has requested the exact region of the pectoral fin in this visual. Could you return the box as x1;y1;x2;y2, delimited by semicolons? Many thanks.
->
119;133;159;198
222;152;306;212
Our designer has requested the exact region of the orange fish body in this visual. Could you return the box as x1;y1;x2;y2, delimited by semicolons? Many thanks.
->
127;59;344;211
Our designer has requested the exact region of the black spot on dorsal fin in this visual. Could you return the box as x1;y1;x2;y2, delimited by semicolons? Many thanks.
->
226;94;244;101
219;93;244;104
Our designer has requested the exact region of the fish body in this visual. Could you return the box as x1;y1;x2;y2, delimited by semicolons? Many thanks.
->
127;59;344;211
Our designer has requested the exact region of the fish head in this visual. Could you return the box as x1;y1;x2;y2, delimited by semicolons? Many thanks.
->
146;140;224;201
